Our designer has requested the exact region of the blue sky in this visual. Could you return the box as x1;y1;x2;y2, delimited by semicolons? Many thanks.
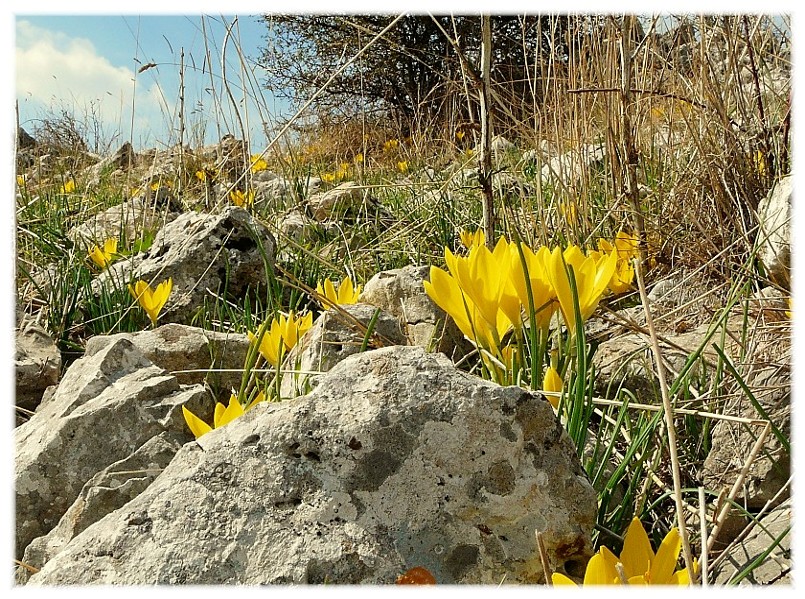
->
14;13;285;152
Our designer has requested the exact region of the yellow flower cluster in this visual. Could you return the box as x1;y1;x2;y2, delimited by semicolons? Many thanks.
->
182;392;266;440
229;188;255;208
182;311;313;440
425;235;628;353
553;518;698;585
315;278;362;310
247;312;313;368
250;153;268;173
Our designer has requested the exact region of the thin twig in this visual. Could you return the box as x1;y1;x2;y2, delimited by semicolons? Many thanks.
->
535;529;553;585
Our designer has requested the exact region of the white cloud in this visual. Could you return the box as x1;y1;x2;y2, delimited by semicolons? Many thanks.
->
15;20;171;149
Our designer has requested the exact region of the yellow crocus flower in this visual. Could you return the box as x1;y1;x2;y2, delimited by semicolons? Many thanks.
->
508;242;556;332
546;245;617;334
60;179;76;194
459;229;485;250
88;238;118;269
397;160;409;173
182;392;266;440
248;319;285;368
542;366;563;409
250;154;268;173
277;311;313;350
128;278;173;327
229;189;255;207
316;278;361;310
552;518;698;585
321;172;336;183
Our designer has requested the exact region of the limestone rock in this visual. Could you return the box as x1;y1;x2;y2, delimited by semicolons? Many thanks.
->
702;364;790;512
15;320;61;420
756;175;792;289
710;500;791;585
26;346;597;585
280;303;406;398
14;338;211;559
307;181;366;222
359;265;471;359
541;143;606;185
84;324;250;396
92;206;275;324
16;432;185;584
68;196;177;251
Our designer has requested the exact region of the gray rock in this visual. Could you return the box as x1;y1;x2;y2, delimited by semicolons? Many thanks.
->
541;143;606;185
280;303;406;398
710;500;791;585
15;320;61;419
702;364;790;512
26;346;597;585
14;338;211;559
84;324;251;396
756;175;792;289
68;196;177;251
359;265;471;360
92;206;276;324
307;181;366;222
16;432;185;584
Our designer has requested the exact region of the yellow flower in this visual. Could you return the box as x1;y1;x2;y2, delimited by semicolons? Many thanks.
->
552;518;697;585
316;278;362;309
249;312;314;367
508;242;556;332
459;229;485;250
542;366;563;409
455;130;465;141
559;201;578;225
424;238;520;353
250;154;268;172
248;319;285;368
60;179;76;194
597;232;639;295
17;175;26;187
128;278;173;327
182;392;266;440
229;189;255;207
545;245;617;334
397;160;409;173
195;168;218;182
321;172;336;183
354;153;364;164
277;311;313;350
383;139;399;152
88;238;118;269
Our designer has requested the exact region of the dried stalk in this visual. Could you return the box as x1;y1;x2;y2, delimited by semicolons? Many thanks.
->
479;15;495;248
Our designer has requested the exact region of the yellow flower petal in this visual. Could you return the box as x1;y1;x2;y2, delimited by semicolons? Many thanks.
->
216;395;245;428
620;517;654;580
551;572;578;586
182;405;212;439
583;552;618;585
649;527;682;584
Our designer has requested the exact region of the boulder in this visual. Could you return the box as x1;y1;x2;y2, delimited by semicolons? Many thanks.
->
16;431;185;584
702;364;790;512
92;206;276;324
307;181;366;222
710;500;791;585
280;303;406;398
540;143;606;186
84;324;251;397
756;175;792;289
68;196;177;250
14;338;211;559
358;265;472;360
15;320;61;421
25;346;597;585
